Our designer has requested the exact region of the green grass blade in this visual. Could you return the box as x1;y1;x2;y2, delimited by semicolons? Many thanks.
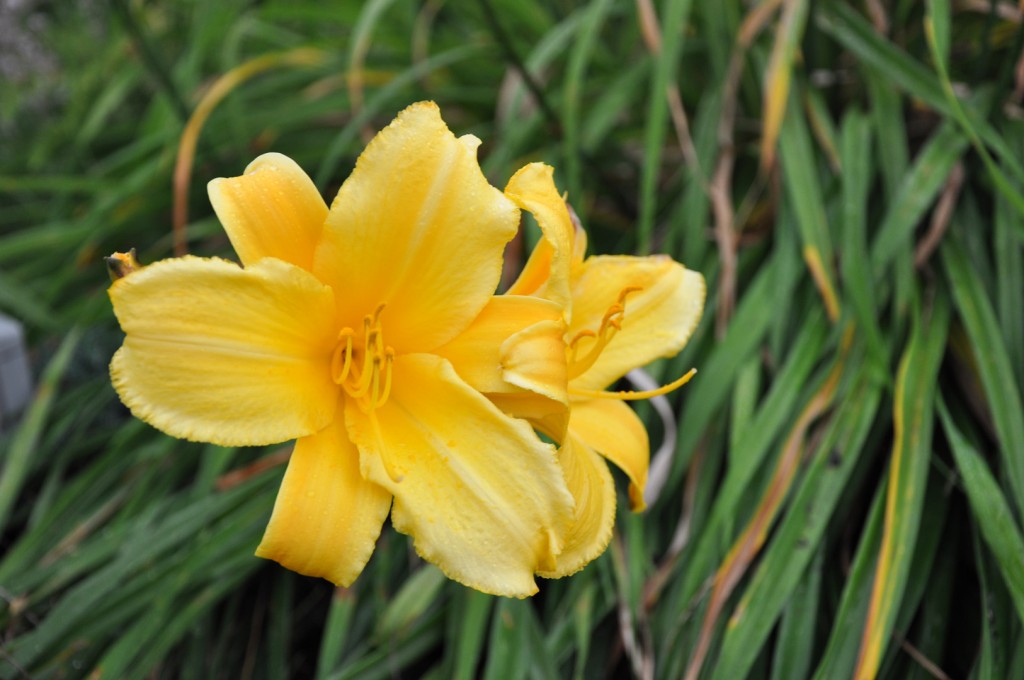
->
769;546;822;680
761;0;811;169
942;237;1024;514
810;478;887;680
712;372;882;679
675;311;828;608
838;109;885;361
853;297;950;679
560;0;615;203
994;174;1024;388
924;0;1024;220
817;1;945;112
451;589;495;680
973;527;1012;679
868;122;968;277
673;257;785;479
0;328;82;534
778;89;840;320
636;0;694;254
482;598;531;680
376;564;446;639
316;588;358;679
938;399;1024;625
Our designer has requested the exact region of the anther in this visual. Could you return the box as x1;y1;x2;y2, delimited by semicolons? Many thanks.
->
362;315;373;348
618;286;642;302
601;303;625;328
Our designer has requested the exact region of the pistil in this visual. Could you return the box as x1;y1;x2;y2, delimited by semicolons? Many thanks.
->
569;368;697;400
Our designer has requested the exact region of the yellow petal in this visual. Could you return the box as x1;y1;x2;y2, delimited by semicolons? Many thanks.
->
436;295;567;400
491;315;573;439
572;217;588;264
256;408;393;585
569;398;650;511
506;237;555;298
345;354;574;597
504;163;575;314
313;102;519;353
208;153;328;271
487;392;570;444
570;255;705;391
109;256;339;446
537;435;616;578
500;318;568;403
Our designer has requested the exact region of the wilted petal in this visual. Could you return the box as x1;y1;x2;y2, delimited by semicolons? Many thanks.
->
256;407;392;586
208;153;328;271
504;163;575;314
314;102;519;353
570;256;705;391
537;435;616;579
345;354;573;597
569;398;650;511
109;256;338;445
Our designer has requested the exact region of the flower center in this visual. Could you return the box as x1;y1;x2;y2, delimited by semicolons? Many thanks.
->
331;303;395;411
566;286;697;401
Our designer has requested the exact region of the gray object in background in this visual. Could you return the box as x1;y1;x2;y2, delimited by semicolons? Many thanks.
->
0;313;33;431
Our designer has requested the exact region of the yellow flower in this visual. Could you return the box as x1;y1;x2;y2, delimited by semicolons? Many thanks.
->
493;163;705;576
107;102;574;597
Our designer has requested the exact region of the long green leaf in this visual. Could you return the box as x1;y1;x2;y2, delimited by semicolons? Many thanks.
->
942;238;1024;513
712;372;882;679
939;399;1024;625
0;328;82;533
853;298;949;679
636;0;694;254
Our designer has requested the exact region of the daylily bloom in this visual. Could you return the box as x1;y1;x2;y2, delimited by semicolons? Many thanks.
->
107;102;575;597
485;163;706;576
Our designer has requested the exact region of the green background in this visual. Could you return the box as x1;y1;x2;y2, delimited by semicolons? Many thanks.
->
2;0;1024;677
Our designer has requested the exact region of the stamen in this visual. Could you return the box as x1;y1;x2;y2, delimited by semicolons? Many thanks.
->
362;314;374;351
566;286;643;380
569;368;697;401
378;348;395;406
601;302;625;329
368;354;382;408
617;285;643;305
331;329;355;384
349;352;375;398
333;303;396;411
567;329;597;365
371;303;386;349
567;327;614;380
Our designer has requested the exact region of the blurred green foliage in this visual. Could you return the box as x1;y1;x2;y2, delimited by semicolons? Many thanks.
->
2;0;1024;677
